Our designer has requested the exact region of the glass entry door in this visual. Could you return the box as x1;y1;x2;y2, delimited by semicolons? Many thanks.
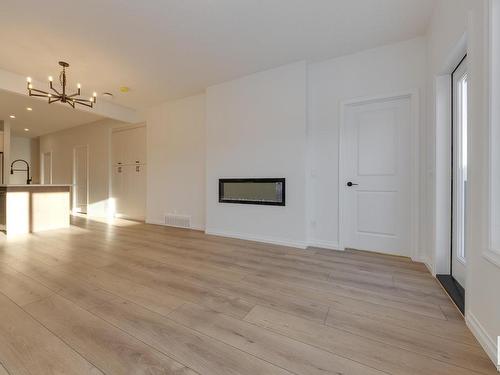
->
451;56;468;290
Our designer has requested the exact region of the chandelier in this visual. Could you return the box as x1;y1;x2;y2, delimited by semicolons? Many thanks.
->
26;61;97;108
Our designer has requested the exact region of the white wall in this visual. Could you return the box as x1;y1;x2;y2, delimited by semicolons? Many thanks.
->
39;118;125;217
427;0;500;367
146;94;206;230
307;37;427;252
205;62;308;247
9;136;32;185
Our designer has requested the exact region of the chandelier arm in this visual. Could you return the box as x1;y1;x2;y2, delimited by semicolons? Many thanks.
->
67;92;81;98
73;98;93;103
66;100;75;109
50;86;62;96
29;88;50;95
29;93;49;98
72;100;93;108
49;97;61;104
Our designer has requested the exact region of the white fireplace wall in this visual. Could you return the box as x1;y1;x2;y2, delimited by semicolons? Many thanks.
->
205;62;308;247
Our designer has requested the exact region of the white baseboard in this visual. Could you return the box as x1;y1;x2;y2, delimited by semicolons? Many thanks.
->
412;255;434;275
205;229;307;249
307;240;343;251
466;311;499;371
146;219;205;232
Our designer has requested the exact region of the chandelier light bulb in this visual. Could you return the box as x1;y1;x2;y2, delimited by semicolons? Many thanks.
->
48;93;52;97
48;76;53;82
77;83;81;89
27;77;32;83
93;92;97;97
28;84;33;89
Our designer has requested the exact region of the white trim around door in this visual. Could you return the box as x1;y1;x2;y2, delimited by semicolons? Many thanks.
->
72;145;89;215
40;150;53;185
338;90;420;260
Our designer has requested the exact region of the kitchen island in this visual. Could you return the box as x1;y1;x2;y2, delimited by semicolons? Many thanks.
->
0;184;71;235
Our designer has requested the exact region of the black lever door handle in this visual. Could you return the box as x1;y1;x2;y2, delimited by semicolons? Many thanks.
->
347;182;359;187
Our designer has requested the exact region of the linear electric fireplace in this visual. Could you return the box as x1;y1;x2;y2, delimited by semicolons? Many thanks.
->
219;178;285;206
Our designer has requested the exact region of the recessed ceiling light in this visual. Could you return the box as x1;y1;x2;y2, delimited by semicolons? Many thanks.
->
24;128;30;132
9;115;15;119
26;107;33;111
119;86;130;93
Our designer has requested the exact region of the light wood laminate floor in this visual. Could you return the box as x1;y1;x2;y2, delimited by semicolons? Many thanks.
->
0;216;496;374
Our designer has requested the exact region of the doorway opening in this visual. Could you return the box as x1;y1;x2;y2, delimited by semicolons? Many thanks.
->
73;145;89;215
41;151;52;184
437;55;467;314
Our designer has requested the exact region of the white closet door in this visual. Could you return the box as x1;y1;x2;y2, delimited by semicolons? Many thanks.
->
111;125;146;220
111;165;124;217
125;164;146;220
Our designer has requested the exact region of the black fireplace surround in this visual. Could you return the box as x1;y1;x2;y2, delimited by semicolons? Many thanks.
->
219;178;286;206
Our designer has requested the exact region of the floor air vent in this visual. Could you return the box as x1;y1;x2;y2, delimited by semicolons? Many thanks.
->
164;214;191;229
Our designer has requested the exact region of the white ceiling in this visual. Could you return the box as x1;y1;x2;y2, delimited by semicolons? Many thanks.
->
0;0;436;110
0;89;103;138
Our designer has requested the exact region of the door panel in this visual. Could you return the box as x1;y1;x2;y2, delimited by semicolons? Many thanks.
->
357;110;397;176
342;97;412;256
357;191;397;236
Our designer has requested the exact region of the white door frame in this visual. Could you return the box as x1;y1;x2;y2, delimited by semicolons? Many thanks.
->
40;151;53;184
338;89;420;260
72;145;89;214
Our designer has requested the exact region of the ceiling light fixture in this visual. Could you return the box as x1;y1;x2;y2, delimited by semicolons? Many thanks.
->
9;115;15;119
26;107;32;111
26;61;97;109
24;128;29;132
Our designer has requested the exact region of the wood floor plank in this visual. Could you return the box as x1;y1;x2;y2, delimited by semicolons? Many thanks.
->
0;265;54;306
82;261;256;319
325;307;494;373
246;271;447;319
169;302;387;375
0;292;103;375
103;259;329;323
85;297;294;375
23;294;198;375
245;305;497;375
53;261;187;316
242;274;478;345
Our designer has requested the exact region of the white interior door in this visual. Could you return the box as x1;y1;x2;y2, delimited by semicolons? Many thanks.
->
41;151;52;184
451;57;468;288
73;145;89;214
341;96;412;256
